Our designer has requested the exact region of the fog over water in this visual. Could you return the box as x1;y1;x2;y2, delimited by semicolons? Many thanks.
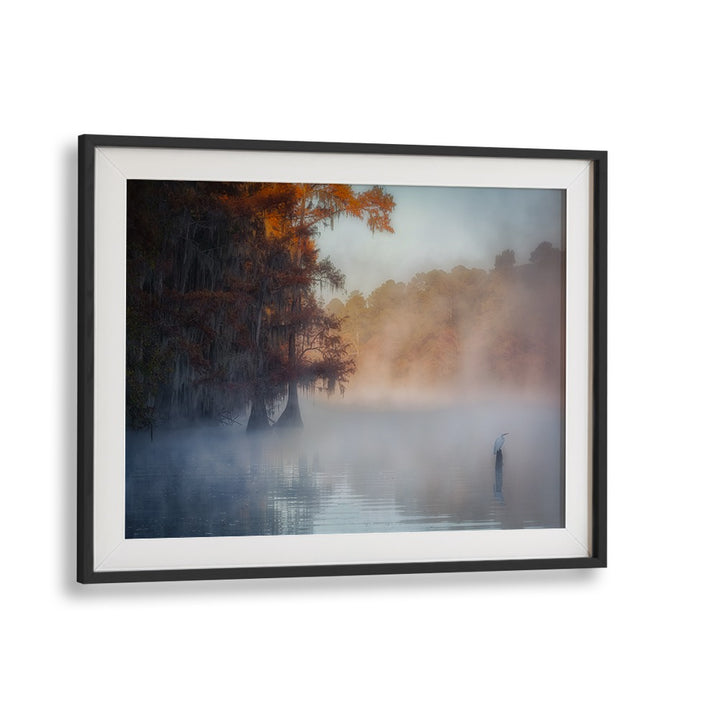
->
126;394;563;538
124;182;566;538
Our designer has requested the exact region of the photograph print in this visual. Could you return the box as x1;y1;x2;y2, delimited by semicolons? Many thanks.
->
125;179;566;540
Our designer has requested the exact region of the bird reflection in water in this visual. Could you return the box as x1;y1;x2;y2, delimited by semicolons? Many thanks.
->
494;450;505;504
493;433;509;505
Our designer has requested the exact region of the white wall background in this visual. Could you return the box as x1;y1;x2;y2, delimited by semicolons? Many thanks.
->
3;2;718;717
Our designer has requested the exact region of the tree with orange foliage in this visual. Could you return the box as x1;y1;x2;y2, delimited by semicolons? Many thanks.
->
251;183;395;430
126;180;394;433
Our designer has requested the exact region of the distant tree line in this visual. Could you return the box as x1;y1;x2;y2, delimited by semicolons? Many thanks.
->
126;181;394;432
326;241;564;398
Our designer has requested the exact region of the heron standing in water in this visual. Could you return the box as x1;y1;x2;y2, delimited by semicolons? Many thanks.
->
493;432;509;455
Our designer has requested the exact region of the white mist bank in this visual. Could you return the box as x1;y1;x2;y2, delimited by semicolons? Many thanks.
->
126;394;564;538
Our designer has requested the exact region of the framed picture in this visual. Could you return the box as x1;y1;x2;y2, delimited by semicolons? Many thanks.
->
78;135;606;583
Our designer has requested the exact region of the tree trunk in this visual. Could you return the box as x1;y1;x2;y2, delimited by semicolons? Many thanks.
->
276;315;304;429
246;387;271;432
275;380;303;428
246;283;273;433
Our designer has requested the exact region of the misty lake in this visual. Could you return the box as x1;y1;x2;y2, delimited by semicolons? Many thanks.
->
125;398;563;538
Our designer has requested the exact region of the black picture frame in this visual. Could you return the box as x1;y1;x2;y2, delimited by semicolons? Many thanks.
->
78;134;606;583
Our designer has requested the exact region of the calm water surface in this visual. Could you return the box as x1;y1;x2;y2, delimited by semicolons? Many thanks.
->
126;400;563;538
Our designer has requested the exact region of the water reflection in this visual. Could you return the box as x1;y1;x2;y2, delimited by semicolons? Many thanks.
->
125;402;563;538
493;449;505;504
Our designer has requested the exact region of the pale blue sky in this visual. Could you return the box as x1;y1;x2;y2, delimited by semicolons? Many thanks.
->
315;185;564;297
